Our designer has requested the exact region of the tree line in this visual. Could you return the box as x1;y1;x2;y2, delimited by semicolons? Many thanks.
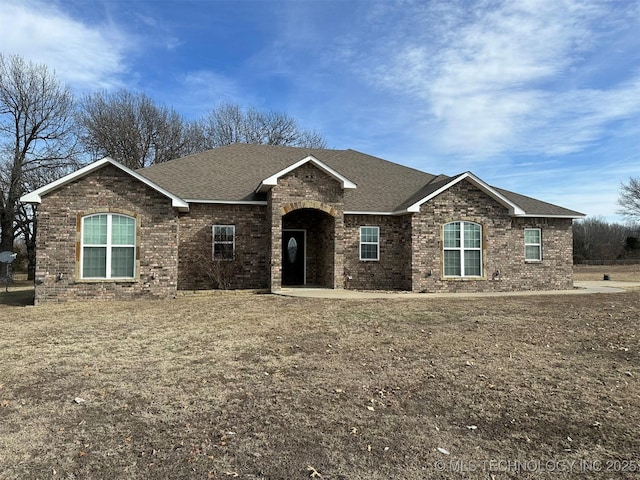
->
573;218;640;263
0;54;326;278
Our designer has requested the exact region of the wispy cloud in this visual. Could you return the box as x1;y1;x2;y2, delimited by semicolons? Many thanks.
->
345;0;640;159
0;0;131;90
520;74;640;155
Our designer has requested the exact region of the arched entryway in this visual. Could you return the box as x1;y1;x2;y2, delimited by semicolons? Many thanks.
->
282;208;335;287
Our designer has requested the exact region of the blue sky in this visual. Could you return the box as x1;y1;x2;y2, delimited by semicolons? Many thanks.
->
2;0;639;220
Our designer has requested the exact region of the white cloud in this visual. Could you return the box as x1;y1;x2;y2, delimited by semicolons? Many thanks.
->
353;0;640;159
0;0;131;90
520;75;640;155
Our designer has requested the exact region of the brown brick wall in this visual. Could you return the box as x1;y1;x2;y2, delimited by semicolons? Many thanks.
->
177;203;269;290
344;214;412;290
410;180;574;293
34;165;179;303
268;162;345;290
33;166;575;301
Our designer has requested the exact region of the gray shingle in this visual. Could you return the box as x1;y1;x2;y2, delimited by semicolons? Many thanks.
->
138;144;583;217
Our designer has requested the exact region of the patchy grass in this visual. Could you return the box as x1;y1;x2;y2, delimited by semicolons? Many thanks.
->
1;287;639;479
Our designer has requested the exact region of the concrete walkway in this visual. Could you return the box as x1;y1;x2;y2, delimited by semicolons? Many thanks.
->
276;280;640;299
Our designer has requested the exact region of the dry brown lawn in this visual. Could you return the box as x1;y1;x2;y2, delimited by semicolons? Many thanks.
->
573;264;640;282
0;268;638;479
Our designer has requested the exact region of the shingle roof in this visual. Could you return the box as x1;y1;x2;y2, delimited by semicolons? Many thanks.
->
395;173;466;211
493;187;584;217
138;144;437;212
137;143;584;217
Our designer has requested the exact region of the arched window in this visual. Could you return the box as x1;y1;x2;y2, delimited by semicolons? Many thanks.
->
443;221;482;277
81;214;136;279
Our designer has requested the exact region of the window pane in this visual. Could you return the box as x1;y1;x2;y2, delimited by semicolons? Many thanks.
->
214;243;234;260
464;223;481;248
83;215;107;244
360;243;378;260
213;226;235;260
464;250;481;276
111;247;135;277
360;227;378;243
83;247;107;277
214;225;234;242
444;250;461;276
112;215;135;245
525;229;540;244
525;245;541;261
444;223;460;248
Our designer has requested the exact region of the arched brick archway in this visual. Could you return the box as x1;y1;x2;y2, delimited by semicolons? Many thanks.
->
280;200;338;218
281;208;336;287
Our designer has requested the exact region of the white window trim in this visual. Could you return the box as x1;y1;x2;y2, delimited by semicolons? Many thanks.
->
524;228;542;262
443;221;483;277
80;213;136;280
212;225;236;260
359;226;380;261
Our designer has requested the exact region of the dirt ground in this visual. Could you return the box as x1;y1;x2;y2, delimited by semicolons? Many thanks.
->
0;265;638;479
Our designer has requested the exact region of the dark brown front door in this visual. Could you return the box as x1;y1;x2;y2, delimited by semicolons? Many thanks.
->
282;230;305;285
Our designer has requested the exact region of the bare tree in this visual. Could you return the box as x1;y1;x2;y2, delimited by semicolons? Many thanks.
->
617;177;640;220
200;103;327;149
14;164;72;279
0;54;79;260
573;216;634;263
77;90;202;169
189;241;242;290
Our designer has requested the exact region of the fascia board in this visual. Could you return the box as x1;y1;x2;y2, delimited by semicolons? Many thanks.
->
256;155;357;193
183;199;268;206
405;172;526;215
20;157;190;212
344;211;397;216
514;213;586;219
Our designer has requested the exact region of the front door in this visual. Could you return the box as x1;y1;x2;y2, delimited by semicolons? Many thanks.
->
282;230;305;285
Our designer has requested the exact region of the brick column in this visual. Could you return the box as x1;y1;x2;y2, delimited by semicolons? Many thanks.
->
268;191;282;292
332;212;344;289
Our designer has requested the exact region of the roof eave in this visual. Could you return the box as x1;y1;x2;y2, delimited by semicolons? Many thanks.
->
513;213;586;219
20;157;190;212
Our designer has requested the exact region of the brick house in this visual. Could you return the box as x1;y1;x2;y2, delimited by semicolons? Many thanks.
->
21;144;584;303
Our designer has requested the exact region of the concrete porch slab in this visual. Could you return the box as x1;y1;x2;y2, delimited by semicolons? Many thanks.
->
275;281;640;299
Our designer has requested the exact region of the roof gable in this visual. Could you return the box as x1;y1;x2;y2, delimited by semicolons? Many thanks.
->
403;172;526;215
255;155;357;193
20;157;190;211
396;172;584;218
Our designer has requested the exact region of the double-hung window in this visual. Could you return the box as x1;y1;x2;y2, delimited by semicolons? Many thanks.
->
360;226;380;261
213;225;235;260
443;221;482;277
524;228;542;261
81;214;136;279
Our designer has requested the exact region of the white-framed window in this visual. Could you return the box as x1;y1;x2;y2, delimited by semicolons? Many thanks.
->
524;228;542;261
360;226;380;261
81;213;136;279
443;221;482;277
213;225;235;260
